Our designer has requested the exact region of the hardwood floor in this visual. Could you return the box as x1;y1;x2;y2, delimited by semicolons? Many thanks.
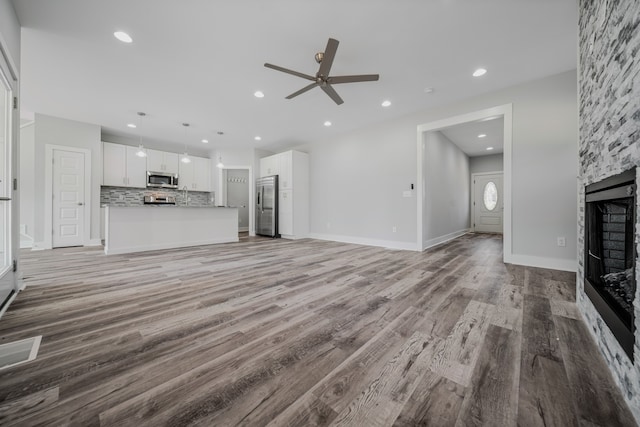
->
0;234;635;426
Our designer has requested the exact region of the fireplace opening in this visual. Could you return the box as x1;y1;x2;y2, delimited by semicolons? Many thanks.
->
585;168;637;360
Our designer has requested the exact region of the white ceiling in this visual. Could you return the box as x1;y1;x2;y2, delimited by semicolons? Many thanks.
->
11;0;577;154
440;116;504;157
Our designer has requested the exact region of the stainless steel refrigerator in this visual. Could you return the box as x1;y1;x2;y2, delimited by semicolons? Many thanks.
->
256;175;279;237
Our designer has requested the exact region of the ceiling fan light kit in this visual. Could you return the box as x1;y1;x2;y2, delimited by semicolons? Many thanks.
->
265;38;379;105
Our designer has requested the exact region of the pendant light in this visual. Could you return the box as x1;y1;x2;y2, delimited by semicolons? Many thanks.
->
181;123;191;164
216;156;224;168
135;112;147;157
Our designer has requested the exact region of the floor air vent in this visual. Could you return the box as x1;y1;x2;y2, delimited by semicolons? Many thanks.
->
0;336;42;371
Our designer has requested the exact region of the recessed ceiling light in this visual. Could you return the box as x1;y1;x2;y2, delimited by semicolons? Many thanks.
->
424;87;434;93
478;134;487;138
127;123;136;128
381;100;391;107
201;139;209;143
324;121;332;127
473;68;487;77
254;91;264;98
254;136;262;141
114;31;133;43
486;147;494;151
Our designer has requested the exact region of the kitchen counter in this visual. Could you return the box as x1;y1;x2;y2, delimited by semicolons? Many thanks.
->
104;206;239;255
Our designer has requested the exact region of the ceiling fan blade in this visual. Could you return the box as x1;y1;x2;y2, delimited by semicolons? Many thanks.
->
317;38;339;77
321;84;344;105
327;74;380;84
286;82;319;99
264;63;315;81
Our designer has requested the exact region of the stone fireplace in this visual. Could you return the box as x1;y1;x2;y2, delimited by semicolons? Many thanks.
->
578;0;640;420
584;168;636;359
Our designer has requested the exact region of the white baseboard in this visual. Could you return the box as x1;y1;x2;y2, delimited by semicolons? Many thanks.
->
239;227;249;232
0;291;17;319
87;239;103;247
31;242;49;251
281;234;310;241
20;240;33;249
308;233;418;251
423;229;470;251
506;254;577;272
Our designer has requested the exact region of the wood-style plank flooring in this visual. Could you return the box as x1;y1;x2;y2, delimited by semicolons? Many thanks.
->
0;234;636;426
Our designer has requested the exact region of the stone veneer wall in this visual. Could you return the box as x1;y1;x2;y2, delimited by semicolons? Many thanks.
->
101;186;214;207
578;0;640;420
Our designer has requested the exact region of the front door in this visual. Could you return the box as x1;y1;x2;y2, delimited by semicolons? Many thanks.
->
473;172;503;234
52;149;85;247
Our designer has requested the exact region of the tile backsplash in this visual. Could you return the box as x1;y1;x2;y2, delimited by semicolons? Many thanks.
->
101;186;215;207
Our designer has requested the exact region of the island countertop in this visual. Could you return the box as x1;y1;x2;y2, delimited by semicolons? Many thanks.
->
104;206;239;255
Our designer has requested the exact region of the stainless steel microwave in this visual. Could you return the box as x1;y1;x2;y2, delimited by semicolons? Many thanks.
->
147;171;179;189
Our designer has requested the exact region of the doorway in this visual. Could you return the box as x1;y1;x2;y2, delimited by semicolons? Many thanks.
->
44;145;92;249
416;104;513;261
0;46;18;315
472;172;503;233
225;169;249;232
217;165;254;236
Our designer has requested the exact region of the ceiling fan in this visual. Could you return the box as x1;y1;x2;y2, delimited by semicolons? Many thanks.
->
264;38;379;105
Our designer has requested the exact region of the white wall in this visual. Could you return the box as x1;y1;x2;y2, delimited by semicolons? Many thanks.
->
305;121;417;249
33;114;101;247
470;153;503;174
0;0;20;74
19;122;34;246
423;131;470;247
300;70;577;268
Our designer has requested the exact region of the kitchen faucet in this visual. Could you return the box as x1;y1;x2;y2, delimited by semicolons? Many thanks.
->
182;185;188;206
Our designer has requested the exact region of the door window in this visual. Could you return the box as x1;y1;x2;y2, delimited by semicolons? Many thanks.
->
483;181;498;211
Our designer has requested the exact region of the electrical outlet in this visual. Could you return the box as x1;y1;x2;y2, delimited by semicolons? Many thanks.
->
392;226;397;233
557;236;566;247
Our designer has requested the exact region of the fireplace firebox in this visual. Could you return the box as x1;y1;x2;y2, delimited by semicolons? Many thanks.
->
584;168;637;360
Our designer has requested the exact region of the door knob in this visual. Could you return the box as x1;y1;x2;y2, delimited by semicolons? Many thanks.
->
78;202;84;206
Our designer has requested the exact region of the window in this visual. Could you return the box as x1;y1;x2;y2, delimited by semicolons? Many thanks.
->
483;182;498;211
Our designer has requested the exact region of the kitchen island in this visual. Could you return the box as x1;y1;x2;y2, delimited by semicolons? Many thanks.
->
104;206;238;255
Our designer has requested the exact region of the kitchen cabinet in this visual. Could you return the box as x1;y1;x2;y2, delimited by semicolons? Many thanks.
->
102;142;146;188
278;150;292;189
179;156;211;192
147;149;179;174
259;150;309;239
260;155;279;177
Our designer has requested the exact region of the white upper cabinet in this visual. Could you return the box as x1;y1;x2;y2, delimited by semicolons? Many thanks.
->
103;142;126;187
102;142;146;188
147;149;179;174
179;156;211;192
193;157;211;192
125;146;147;188
277;150;293;189
260;155;279;177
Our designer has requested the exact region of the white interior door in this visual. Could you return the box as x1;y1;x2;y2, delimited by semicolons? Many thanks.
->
52;149;85;247
473;172;503;234
0;55;14;310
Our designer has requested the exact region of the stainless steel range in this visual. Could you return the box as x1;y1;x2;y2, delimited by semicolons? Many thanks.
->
143;195;176;205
